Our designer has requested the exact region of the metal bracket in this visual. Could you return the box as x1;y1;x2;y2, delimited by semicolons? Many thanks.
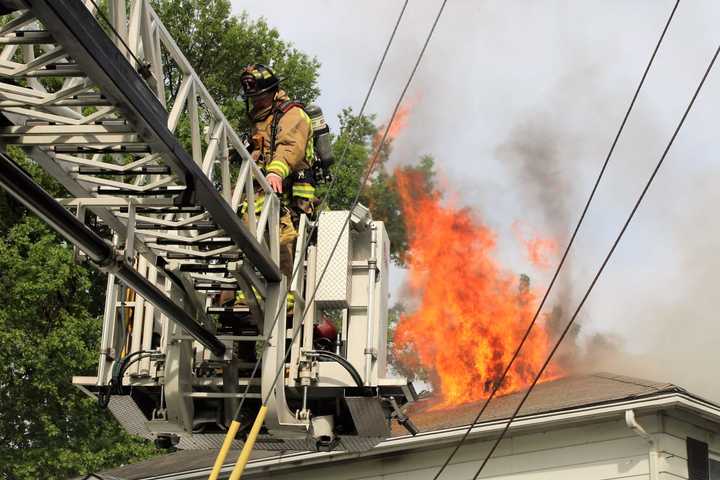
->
164;260;214;329
73;200;88;264
388;396;418;436
364;348;378;360
123;199;136;264
232;260;267;299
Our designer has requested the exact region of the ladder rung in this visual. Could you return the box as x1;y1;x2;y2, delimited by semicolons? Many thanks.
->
136;222;218;231
207;306;249;314
0;99;112;108
77;166;171;176
24;67;85;77
55;145;152;154
96;186;186;196
164;252;241;261
153;237;232;246
22;120;128;127
223;336;263;342
0;31;53;45
194;281;237;291
120;206;206;214
176;263;229;273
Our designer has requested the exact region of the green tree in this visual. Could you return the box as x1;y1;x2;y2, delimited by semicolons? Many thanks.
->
366;155;435;265
317;108;377;211
386;302;428;382
0;154;158;480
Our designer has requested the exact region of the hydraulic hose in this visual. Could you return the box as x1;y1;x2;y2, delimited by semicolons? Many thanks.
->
308;350;364;388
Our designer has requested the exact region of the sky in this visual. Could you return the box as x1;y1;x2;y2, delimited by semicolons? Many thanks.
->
232;0;720;401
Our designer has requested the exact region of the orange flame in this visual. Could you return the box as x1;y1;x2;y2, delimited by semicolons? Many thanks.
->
392;170;561;408
372;99;415;157
377;101;412;142
512;221;559;271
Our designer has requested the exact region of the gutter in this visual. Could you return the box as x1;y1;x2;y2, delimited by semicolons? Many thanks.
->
625;409;659;480
140;392;720;479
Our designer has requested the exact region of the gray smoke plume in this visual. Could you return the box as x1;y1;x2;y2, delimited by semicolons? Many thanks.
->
495;114;576;235
493;67;720;401
495;111;581;359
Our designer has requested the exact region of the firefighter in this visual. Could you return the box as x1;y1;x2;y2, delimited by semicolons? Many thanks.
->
238;63;316;284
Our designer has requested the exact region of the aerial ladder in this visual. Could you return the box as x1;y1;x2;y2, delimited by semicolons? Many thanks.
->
0;0;416;453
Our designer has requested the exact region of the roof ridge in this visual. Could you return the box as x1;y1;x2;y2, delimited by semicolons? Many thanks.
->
591;372;677;392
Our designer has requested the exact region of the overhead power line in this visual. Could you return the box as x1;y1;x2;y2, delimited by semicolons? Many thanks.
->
469;40;719;480
86;0;146;71
432;0;681;478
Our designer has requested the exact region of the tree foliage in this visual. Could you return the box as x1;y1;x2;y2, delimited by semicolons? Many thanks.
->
0;153;158;480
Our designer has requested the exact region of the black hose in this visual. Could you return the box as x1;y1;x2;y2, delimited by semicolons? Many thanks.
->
308;351;363;388
99;351;157;408
115;353;155;382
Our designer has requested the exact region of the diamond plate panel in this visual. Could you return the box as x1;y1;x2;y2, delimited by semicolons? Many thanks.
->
345;397;390;437
177;434;243;450
315;211;351;309
337;435;385;452
255;436;307;451
108;396;153;439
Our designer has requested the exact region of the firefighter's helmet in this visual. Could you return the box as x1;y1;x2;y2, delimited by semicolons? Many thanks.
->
240;64;281;98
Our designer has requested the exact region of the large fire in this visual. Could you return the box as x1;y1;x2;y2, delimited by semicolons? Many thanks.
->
392;170;561;408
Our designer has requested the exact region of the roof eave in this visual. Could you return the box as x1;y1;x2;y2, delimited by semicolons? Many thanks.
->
142;392;720;480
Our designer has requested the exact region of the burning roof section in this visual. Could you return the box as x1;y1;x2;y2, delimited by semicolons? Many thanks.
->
392;372;683;435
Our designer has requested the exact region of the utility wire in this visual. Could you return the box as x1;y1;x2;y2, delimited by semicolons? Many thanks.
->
261;0;449;406
432;1;681;477
86;0;147;72
469;41;719;480
229;0;410;421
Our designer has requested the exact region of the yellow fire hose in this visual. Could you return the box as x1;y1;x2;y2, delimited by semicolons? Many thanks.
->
207;419;241;480
208;405;267;480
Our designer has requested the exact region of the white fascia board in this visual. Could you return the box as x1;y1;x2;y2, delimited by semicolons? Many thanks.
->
144;392;720;480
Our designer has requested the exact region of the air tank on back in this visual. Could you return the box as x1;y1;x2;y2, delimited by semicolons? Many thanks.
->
306;104;334;183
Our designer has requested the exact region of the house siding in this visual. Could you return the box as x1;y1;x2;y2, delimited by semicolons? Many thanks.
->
246;416;650;479
244;411;717;480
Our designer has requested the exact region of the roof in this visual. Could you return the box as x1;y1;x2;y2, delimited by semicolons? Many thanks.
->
393;372;683;435
98;373;700;480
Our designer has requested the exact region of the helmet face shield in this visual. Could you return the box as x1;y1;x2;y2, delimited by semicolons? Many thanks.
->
239;75;258;100
240;64;280;99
